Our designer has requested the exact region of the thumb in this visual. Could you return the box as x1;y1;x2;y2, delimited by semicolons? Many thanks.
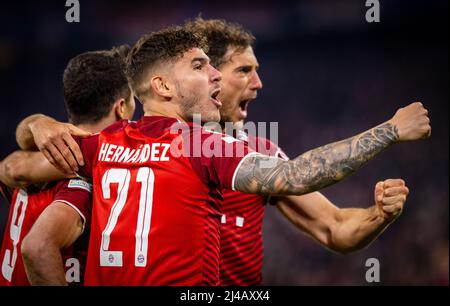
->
67;124;92;137
374;181;384;204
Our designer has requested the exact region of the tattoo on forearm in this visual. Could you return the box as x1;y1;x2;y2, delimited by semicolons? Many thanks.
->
235;123;399;195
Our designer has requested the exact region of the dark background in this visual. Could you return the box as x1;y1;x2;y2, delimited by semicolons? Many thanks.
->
0;0;448;285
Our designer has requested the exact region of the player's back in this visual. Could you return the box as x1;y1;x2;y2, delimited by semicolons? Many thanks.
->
82;116;234;285
0;182;90;286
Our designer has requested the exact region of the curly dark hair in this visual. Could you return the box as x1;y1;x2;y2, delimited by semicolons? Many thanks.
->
63;45;131;125
126;26;208;100
184;17;255;68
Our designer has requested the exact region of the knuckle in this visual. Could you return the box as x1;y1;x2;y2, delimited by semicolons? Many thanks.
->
63;146;72;155
48;135;58;143
54;155;64;163
64;151;72;159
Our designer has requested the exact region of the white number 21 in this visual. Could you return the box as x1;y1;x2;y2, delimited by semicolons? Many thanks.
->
100;167;155;267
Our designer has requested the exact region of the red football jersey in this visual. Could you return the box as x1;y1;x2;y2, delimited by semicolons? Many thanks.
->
77;116;255;286
0;179;92;286
220;132;288;286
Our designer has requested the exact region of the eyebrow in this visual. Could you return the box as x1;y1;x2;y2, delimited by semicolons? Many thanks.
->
191;57;209;65
235;64;259;71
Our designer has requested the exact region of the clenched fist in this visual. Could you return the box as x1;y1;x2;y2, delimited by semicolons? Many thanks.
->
374;179;409;221
389;102;431;142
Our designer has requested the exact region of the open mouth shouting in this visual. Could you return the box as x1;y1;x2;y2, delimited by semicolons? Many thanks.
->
210;88;222;108
237;96;257;120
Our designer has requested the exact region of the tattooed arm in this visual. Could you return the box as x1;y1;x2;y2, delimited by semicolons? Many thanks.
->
235;122;398;195
234;102;431;195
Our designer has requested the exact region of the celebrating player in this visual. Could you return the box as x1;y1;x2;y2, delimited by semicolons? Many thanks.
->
8;25;430;286
185;18;422;285
0;45;135;285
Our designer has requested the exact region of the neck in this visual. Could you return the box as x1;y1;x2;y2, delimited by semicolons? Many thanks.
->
76;118;117;134
143;99;187;122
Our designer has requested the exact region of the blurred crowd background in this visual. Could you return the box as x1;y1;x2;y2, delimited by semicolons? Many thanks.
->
0;0;448;285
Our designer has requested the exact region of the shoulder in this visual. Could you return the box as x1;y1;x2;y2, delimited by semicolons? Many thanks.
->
102;119;133;135
245;133;289;160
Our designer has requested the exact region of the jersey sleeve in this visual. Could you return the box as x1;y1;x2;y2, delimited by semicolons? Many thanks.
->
258;138;289;206
250;136;289;161
74;134;99;179
53;179;92;230
244;135;290;205
185;124;259;191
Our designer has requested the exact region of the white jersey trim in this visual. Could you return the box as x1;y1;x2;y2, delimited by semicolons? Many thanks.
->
55;200;87;233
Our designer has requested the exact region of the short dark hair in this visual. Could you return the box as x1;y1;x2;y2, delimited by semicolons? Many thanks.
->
63;45;131;125
126;26;208;100
111;44;131;62
184;17;255;68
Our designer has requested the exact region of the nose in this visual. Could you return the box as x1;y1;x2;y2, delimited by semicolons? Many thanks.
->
210;65;222;83
250;71;263;90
